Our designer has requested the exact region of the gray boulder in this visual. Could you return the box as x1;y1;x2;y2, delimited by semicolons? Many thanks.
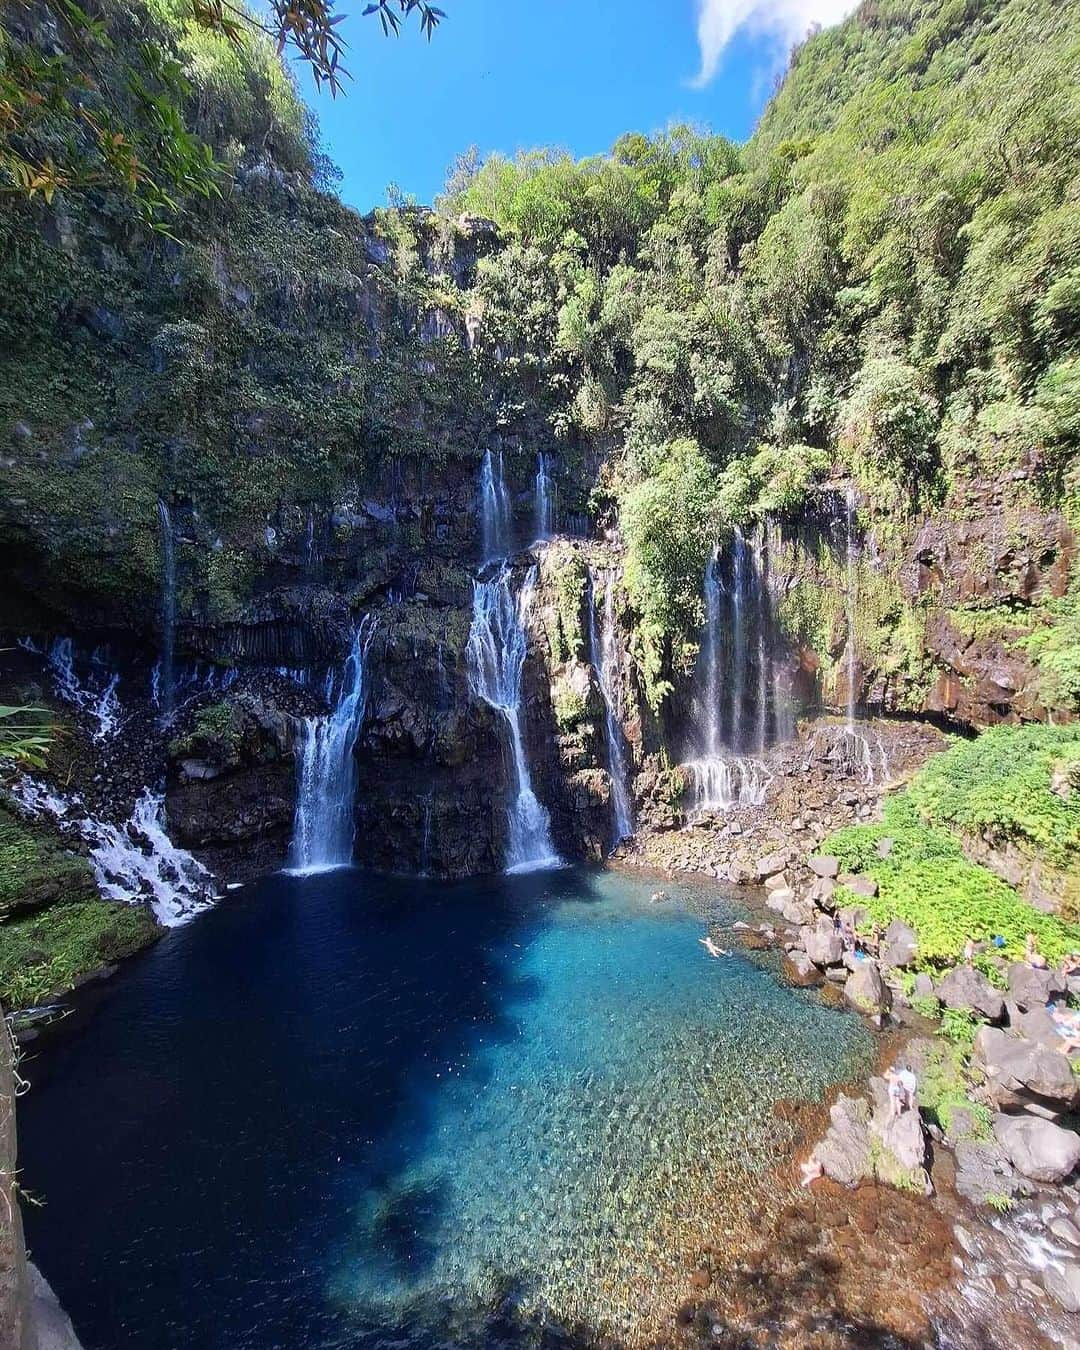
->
809;855;839;879
755;852;787;881
813;1095;872;1186
765;886;795;912
844;959;891;1019
844;875;879;898
868;1076;927;1181
782;898;815;927
808;876;835;906
1008;1004;1066;1053
974;1026;1079;1110
913;972;935;1000
953;1139;1021;1206
803;915;843;968
880;919;918;970
1043;1260;1080;1314
1006;961;1067;1010
994;1113;1080;1184
937;965;1006;1022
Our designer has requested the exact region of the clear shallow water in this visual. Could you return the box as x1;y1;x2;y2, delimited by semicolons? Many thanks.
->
18;867;874;1349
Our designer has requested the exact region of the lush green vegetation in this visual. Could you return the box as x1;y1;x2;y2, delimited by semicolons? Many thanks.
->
822;732;1080;965
0;897;159;1008
907;723;1080;870
0;804;95;918
439;0;1080;706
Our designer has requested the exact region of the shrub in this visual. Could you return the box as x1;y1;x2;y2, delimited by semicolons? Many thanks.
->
907;724;1080;872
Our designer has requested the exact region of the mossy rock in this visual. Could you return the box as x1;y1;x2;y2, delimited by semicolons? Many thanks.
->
0;802;97;919
0;899;160;1009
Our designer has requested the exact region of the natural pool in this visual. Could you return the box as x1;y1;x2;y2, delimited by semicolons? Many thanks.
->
18;866;875;1349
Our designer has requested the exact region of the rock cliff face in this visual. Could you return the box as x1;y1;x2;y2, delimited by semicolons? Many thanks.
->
0;18;1073;880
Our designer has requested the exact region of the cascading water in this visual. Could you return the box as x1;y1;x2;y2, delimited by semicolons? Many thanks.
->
467;568;560;873
766;517;796;744
730;526;749;750
478;449;512;563
844;485;858;727
12;778;215;926
31;637;122;741
534;452;555;542
157;499;177;724
288;617;376;874
586;568;634;845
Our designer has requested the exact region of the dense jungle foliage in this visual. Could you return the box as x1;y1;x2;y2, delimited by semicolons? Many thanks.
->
1;0;1077;709
439;0;1080;695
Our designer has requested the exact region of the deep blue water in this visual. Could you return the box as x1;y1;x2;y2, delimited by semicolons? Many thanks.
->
18;867;874;1349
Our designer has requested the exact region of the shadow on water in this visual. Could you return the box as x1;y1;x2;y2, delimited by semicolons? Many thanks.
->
15;864;614;1350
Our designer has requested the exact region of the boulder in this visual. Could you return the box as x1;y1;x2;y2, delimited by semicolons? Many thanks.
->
781;898;815;928
844;960;891;1019
803;916;843;968
765;885;795;909
1007;1004;1066;1053
952;1139;1021;1206
813;1095;872;1187
993;1113;1080;1184
868;1076;927;1182
974;1027;1079;1110
1006;961;1067;1010
783;951;821;986
808;876;835;906
763;871;788;892
845;875;879;899
1042;1260;1080;1314
937;965;1006;1022
880;919;918;970
755;852;787;881
913;972;935;1000
809;855;839;879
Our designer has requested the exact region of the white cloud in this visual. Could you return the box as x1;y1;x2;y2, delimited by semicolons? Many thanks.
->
690;0;859;88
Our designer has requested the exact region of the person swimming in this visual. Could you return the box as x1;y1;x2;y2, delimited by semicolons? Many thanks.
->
699;935;728;958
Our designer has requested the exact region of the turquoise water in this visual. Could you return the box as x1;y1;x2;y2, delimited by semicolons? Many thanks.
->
20;866;873;1349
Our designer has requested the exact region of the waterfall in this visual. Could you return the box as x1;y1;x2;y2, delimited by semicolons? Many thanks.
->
766;517;796;744
41;637;121;741
587;568;634;845
844;486;858;726
467;568;560;873
157;500;176;724
701;545;723;757
419;792;434;876
730;526;750;752
12;778;215;927
688;530;773;814
479;449;512;563
288;617;376;874
534;452;555;542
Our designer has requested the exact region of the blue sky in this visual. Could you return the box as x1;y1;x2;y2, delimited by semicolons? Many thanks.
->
296;0;856;211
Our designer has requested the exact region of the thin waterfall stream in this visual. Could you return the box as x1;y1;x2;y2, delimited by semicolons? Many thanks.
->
156;499;176;725
587;567;634;845
288;616;377;873
467;567;560;873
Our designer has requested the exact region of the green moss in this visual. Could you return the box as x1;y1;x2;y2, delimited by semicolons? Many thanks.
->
0;900;159;1009
541;544;588;664
169;700;242;759
553;686;589;733
0;804;97;918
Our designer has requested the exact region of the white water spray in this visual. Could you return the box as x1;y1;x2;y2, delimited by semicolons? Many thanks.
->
587;568;634;845
467;568;560;873
478;449;512;563
288;617;377;874
12;778;215;927
534;452;555;542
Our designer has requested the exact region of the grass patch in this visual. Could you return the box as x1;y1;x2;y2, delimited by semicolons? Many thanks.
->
0;900;160;1008
0;802;97;918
